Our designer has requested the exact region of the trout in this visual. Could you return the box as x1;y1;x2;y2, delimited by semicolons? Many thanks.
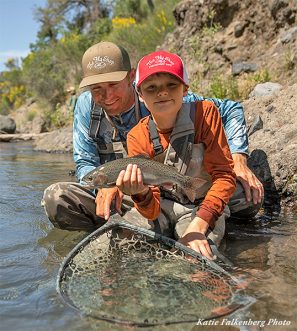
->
82;156;206;203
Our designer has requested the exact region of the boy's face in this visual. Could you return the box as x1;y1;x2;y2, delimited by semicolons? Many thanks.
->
138;73;188;118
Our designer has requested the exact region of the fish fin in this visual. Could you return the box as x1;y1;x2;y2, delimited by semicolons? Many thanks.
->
132;154;151;159
183;177;207;203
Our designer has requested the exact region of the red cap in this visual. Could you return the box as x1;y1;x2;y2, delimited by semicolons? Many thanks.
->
135;50;189;88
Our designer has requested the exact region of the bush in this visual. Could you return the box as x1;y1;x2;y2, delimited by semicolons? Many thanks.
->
108;0;178;65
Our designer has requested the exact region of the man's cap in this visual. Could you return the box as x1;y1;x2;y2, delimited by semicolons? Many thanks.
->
79;41;131;89
135;50;189;88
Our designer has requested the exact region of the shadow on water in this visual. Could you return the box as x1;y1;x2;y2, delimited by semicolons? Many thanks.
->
0;142;296;331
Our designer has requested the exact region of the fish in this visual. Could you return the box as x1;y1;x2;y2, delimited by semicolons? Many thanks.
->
82;155;206;203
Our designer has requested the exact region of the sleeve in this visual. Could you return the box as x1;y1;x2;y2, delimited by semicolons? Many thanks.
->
73;92;101;183
126;127;161;220
184;92;249;155
195;102;237;228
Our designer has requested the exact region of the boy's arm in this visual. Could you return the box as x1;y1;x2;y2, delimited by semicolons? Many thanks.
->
73;92;101;183
195;102;237;229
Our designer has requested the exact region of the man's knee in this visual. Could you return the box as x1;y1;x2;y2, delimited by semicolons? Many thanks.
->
42;182;70;216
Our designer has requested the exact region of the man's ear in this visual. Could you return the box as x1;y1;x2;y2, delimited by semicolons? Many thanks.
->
183;85;189;96
128;69;136;83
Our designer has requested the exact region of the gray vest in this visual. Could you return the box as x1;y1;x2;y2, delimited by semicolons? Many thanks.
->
149;103;212;204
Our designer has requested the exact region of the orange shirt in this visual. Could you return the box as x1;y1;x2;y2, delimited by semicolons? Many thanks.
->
127;100;236;228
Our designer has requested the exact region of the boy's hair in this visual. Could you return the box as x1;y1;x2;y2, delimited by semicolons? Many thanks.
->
135;50;189;88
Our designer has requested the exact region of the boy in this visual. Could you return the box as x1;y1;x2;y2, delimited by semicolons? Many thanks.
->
116;50;237;259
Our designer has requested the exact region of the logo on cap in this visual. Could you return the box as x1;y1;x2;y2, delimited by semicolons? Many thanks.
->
87;56;115;71
146;55;174;68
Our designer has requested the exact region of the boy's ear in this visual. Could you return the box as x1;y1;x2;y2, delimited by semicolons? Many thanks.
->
183;85;189;96
138;92;144;103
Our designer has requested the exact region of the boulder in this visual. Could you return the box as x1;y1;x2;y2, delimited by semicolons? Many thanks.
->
249;82;283;97
0;115;16;134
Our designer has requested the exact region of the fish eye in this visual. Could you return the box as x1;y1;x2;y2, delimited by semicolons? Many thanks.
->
87;175;93;180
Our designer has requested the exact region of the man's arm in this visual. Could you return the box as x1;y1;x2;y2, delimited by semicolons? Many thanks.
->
73;91;124;220
73;91;101;182
184;92;248;154
184;92;263;203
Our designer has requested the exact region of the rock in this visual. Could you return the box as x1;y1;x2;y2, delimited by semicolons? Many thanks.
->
33;126;73;153
249;82;283;97
265;105;275;113
232;62;258;75
31;116;49;134
234;22;245;37
280;26;297;43
248;115;264;137
0;115;16;134
243;83;297;210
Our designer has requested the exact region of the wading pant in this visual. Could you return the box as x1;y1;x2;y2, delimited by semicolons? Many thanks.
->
42;181;259;246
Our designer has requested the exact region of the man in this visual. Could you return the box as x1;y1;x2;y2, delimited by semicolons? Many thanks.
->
42;41;263;231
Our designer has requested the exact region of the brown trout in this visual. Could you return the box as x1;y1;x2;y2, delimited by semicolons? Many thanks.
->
82;156;206;202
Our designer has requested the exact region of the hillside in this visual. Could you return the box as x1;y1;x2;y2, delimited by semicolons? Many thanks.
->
162;0;296;95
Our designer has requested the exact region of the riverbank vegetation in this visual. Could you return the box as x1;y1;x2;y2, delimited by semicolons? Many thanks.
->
1;0;295;128
0;0;178;118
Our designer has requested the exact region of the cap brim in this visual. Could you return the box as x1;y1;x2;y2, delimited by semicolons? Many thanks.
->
79;71;128;89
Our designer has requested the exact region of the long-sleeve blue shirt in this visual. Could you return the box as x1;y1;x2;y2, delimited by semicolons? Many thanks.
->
73;90;248;182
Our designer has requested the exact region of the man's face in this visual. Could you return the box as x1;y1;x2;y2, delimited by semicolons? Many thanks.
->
90;71;135;116
139;73;188;118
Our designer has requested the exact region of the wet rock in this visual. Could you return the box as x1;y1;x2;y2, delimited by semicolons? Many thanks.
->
0;115;16;134
249;82;283;97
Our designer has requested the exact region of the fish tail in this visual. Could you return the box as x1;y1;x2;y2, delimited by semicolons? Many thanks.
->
183;177;207;203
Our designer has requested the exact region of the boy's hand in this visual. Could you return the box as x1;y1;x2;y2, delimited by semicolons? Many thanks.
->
95;187;123;220
178;217;214;260
116;164;149;197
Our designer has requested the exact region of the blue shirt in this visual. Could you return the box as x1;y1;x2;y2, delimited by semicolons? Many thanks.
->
73;90;248;182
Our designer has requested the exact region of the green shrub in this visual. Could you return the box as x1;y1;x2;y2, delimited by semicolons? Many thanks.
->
26;110;36;121
207;75;240;100
108;0;178;64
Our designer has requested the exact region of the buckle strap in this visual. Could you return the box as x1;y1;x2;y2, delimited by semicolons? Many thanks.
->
148;116;163;155
89;103;104;140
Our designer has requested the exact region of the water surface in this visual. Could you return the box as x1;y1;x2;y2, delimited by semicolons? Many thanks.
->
0;142;296;331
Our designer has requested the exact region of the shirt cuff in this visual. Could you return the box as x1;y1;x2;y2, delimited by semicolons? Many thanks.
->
131;188;153;207
196;206;218;229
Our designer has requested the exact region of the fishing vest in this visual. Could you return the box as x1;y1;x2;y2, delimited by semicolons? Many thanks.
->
149;102;212;204
88;91;141;164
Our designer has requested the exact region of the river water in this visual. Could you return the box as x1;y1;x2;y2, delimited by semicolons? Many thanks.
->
0;142;296;331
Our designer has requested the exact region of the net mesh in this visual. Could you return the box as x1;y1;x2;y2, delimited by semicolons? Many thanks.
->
58;220;247;326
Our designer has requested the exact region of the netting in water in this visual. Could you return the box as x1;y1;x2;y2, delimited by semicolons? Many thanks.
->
57;219;248;326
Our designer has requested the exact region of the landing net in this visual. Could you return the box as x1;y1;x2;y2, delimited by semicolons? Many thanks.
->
57;219;248;326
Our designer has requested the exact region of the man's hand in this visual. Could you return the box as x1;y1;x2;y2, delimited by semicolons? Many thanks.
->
116;164;149;197
95;187;123;220
233;153;264;204
178;217;214;260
